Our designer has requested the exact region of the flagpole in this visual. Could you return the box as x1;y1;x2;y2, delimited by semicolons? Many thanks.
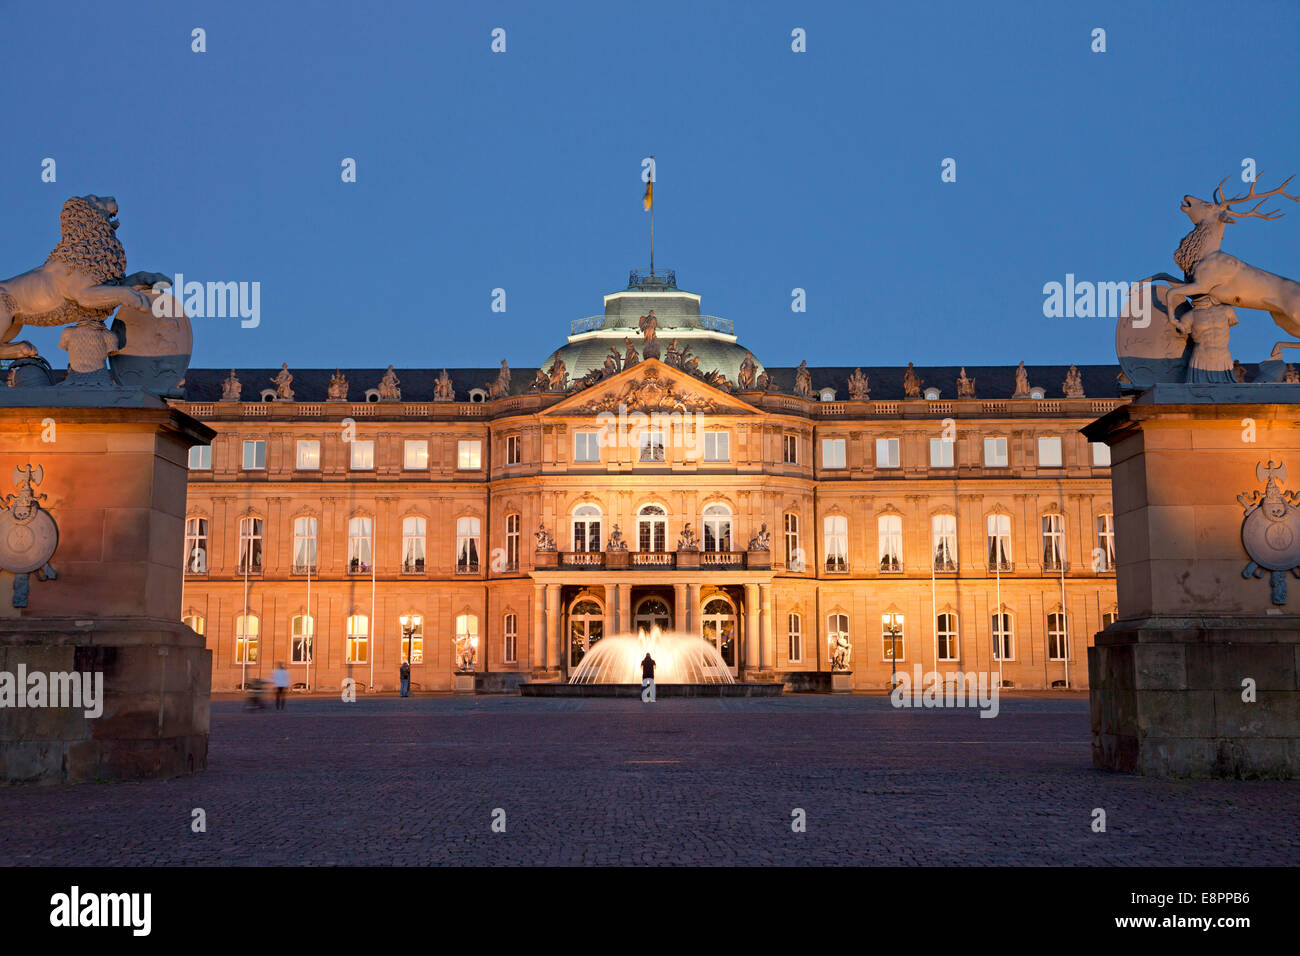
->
649;154;655;276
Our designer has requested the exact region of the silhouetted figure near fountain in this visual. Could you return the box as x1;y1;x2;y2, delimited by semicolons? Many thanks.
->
641;653;656;703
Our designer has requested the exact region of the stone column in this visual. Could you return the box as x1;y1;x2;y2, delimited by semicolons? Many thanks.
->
532;584;546;670
546;583;562;673
760;583;775;669
687;583;701;633
603;584;617;639
743;583;760;670
617;583;632;634
673;584;688;632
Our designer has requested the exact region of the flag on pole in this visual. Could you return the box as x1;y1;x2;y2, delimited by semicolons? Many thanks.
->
643;178;653;211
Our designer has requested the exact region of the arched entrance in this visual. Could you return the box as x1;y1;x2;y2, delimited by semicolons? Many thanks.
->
569;597;604;668
633;595;671;634
701;595;738;676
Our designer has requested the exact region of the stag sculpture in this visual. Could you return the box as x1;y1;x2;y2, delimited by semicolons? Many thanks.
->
1144;174;1300;344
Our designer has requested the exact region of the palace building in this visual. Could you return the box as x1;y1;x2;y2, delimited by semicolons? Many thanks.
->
172;271;1123;692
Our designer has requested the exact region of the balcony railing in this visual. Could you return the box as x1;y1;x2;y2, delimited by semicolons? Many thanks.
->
560;551;605;568
632;551;675;568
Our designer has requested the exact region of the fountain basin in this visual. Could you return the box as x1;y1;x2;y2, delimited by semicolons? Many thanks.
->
519;681;783;698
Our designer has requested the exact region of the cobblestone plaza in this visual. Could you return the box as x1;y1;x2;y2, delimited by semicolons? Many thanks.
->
1;694;1294;867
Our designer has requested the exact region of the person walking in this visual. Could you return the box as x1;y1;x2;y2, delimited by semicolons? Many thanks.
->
400;660;411;698
641;652;656;703
271;661;289;711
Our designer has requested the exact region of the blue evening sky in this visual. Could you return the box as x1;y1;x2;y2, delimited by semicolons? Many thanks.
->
2;0;1298;370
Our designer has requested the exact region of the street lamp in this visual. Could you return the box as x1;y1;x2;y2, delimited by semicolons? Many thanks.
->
885;613;902;688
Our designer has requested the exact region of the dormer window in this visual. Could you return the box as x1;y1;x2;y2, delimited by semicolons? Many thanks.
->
923;387;941;401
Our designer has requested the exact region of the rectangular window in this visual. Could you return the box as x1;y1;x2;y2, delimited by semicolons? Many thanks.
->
1037;436;1063;468
456;516;480;573
1041;514;1065;571
574;431;600;463
506;434;521;465
992;613;1013;661
503;613;518;664
639;431;665;463
784;513;801;570
348;517;373;574
400;614;424;664
237;517;262;573
296;440;320;470
875;437;900;469
291;615;313;664
878;515;903;572
929;437;954;468
242;440;265;471
783;434;799;464
787;613;803;663
184;517;208;574
936;613;958;662
505;513;520;570
984;437;1008;468
822;438;846;469
1096;514;1115;571
235;615;259;664
1091;442;1111;467
457;440;482;470
188;445;212;470
704;432;730;462
1047;613;1069;661
987;514;1012;570
350;440;375;471
402;516;426;574
346;615;369;664
881;614;904;662
292;516;317;574
404;439;429;470
932;514;957;571
824;515;848;572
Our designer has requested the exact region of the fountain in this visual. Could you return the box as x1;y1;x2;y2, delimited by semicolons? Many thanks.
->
520;626;782;697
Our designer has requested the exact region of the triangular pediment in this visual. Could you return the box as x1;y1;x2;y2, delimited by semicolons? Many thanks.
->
544;359;759;416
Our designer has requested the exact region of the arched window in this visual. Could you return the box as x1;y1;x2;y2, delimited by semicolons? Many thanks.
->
637;504;667;552
936;612;958;661
572;504;602;552
634;596;670;633
402;516;426;574
569;598;604;667
824;515;848;572
182;612;205;636
238;516;262;573
931;514;957;572
292;516;317;574
184;517;208;574
787;612;803;663
400;613;423;664
878;514;902;572
346;614;369;663
700;596;736;669
702;503;732;553
456;516;480;573
347;516;373;574
235;614;259;664
455;613;479;670
784;513;802;570
987;514;1012;570
291;614;314;664
992;611;1014;661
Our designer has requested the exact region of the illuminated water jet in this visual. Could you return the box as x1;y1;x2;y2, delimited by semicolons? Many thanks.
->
568;626;735;685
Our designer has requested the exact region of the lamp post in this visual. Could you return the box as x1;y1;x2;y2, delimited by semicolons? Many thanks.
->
885;613;902;688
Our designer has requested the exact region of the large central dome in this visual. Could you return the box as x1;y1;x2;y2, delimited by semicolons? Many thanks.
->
539;271;764;386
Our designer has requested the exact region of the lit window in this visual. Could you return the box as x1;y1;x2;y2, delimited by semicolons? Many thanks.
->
188;446;212;470
402;516;426;574
788;613;803;663
350;440;375;471
242;440;265;470
987;514;1012;570
184;517;208;574
1048;612;1069;661
458;440;482;470
1041;514;1066;571
828;612;851;662
984;436;1008;468
702;503;732;552
875;438;900;469
291;615;313;664
929;437;954;468
296;440;320;470
346;614;369;663
455;613;479;670
404;440;428;470
704;432;730;462
639;431;665;463
1038;436;1062;468
572;505;602;552
292;516;317;574
503;613;518;664
1095;514;1115;571
237;517;262;573
235;614;259;664
824;515;848;572
506;435;521;465
936;613;958;662
456;516;480;573
1102;610;1118;629
822;438;846;469
347;516;372;574
932;514;957;571
992;612;1014;660
505;513;520;570
574;431;600;463
881;613;903;661
783;435;799;464
1091;442;1111;467
878;514;902;572
182;613;205;636
399;614;424;664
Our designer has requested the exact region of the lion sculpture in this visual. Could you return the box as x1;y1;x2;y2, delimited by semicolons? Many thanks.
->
0;195;161;361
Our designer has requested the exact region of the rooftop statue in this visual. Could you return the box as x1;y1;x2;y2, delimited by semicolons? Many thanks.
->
1013;361;1031;398
623;337;639;368
327;369;348;401
847;367;870;400
433;369;453;402
221;369;242;402
638;309;660;359
956;367;976;399
271;363;294;401
379;365;402;401
1062;365;1085;398
737;352;757;390
794;360;812;398
903;362;923;398
488;360;510;399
